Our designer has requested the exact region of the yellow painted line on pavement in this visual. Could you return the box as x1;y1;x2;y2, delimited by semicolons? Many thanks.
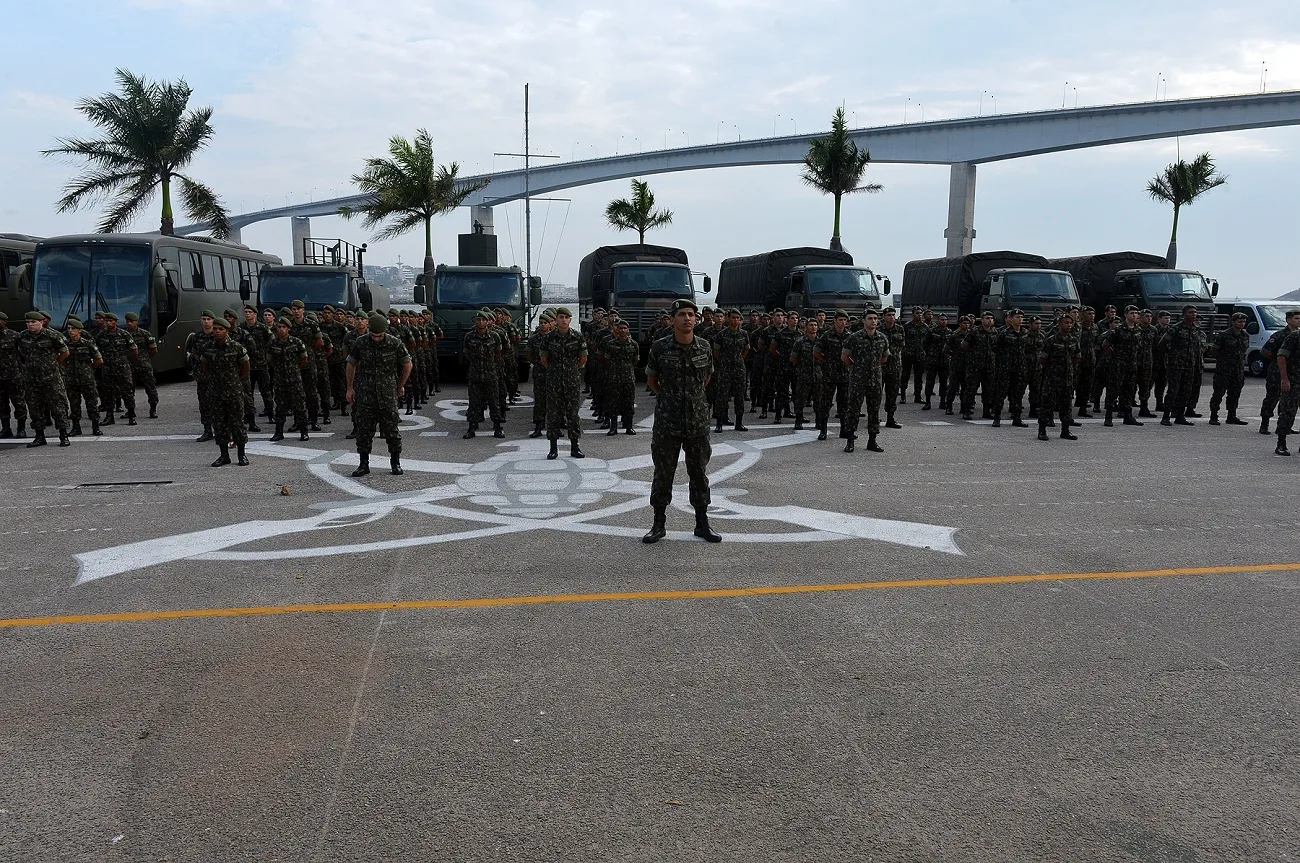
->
2;562;1297;631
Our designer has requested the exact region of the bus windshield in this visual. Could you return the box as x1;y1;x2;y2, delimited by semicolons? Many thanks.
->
435;272;521;307
805;268;879;299
33;243;152;328
259;271;349;308
1005;272;1078;301
612;265;692;299
1141;272;1211;301
1258;305;1293;330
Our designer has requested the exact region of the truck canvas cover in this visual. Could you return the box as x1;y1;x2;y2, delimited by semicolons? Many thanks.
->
1044;252;1167;300
902;251;1047;309
577;244;689;303
717;247;854;309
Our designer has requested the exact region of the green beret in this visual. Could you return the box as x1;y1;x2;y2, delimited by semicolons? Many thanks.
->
0;312;7;322
290;299;305;309
834;310;849;319
40;311;51;321
276;317;292;327
727;308;742;316
592;308;606;315
66;317;84;329
1230;312;1248;321
539;310;555;321
476;310;494;321
368;314;388;333
882;306;896;315
102;311;119;322
1028;315;1041;322
124;312;139;322
243;303;257;312
223;309;238;319
554;306;573;318
1157;310;1171;318
1007;308;1023;317
670;298;698;314
771;308;785;315
322;305;335;313
306;311;318;321
1182;305;1198;314
200;309;216;319
1080;305;1094;313
280;307;291;315
25;311;44;322
1140;309;1152;315
211;317;230;330
1124;305;1139;313
614;319;630;328
94;311;105;318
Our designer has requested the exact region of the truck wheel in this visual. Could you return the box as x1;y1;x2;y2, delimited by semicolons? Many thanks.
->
1249;352;1265;377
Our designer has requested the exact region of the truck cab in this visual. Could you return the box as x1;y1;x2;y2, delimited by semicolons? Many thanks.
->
1113;269;1223;331
978;268;1079;322
783;264;888;313
420;264;542;378
258;239;382;313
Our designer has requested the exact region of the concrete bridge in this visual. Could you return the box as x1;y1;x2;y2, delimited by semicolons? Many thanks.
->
180;91;1300;259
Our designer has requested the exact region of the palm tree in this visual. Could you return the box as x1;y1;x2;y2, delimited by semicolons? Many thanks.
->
605;179;673;243
801;107;882;252
44;68;230;238
340;128;487;284
1146;152;1227;267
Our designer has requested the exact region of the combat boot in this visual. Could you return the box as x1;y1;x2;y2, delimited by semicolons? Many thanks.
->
960;411;973;421
15;419;25;439
93;416;103;436
339;403;348;417
70;419;82;437
196;425;213;442
793;417;804;431
1160;411;1173;427
570;440;585;459
1276;433;1290;457
391;453;403;475
1260;417;1272;435
866;432;883;453
1123;411;1143;426
1208;411;1220;426
127;414;137;426
321;406;331;425
642;507;667;544
0;418;11;439
1060;422;1078;441
309;417;322;432
494;422;506;439
817;425;827;441
351;454;370;477
1103;409;1113;427
1037;421;1049;442
211;441;232;467
693;509;722;543
236;444;249;466
922;397;931;411
1184;408;1203;418
993;413;1002;428
1028;407;1038;419
1012;413;1028;428
1077;406;1091;418
58;430;71;447
1227;412;1248;426
26;430;46;448
546;438;559;460
885;414;902;430
626;420;638;435
102;412;116;426
300;425;310;441
731;419;744;433
944;405;954;416
715;419;724;433
1174;410;1195;426
247;414;262;433
609;421;620;436
844;435;856;453
270;422;285;442
1138;401;1156;418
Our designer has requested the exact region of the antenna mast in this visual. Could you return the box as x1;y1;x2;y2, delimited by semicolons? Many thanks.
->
525;83;532;286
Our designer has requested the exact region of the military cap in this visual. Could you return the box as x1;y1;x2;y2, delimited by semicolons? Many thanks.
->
1028;315;1041;322
670;298;698;314
1230;311;1248;321
200;309;216;319
124;312;140;322
305;312;318;323
1181;304;1198;314
912;306;923;312
290;299;306;309
1007;308;1023;317
0;312;7;321
211;317;230;331
614;319;630;327
476;310;494;321
243;303;257;312
1140;309;1152;315
882;306;896;315
101;311;119;322
276;317;292;327
368;314;388;333
25;311;44;321
40;311;52;321
388;307;401;316
981;311;995;318
94;310;105;318
1080;305;1094;313
1104;304;1117;311
322;304;335;313
593;307;606;315
834;310;849;319
539;309;555;321
771;307;785;315
1157;310;1171;318
223;309;238;319
1124;304;1139;313
1286;309;1300;318
66;317;84;329
554;306;574;317
727;308;742;316
863;307;880;316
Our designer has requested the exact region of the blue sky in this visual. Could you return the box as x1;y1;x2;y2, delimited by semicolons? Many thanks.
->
4;0;1299;296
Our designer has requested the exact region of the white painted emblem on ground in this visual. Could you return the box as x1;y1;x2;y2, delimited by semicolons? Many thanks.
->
73;424;963;584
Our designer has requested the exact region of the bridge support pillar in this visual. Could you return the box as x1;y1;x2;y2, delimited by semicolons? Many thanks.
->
225;226;242;245
943;162;977;257
470;205;495;235
291;217;311;264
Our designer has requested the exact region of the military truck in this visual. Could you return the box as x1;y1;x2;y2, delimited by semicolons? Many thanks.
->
416;263;542;381
258;238;386;315
716;247;889;316
576;244;708;351
1044;252;1225;334
901;251;1079;323
0;234;39;325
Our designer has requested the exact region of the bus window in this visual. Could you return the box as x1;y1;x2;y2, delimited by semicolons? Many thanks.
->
202;254;225;292
240;259;259;294
181;251;203;291
223;257;240;293
156;246;181;271
0;250;17;289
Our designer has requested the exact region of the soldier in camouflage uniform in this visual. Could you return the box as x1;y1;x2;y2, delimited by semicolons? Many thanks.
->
790;318;822;432
17;311;71;447
1136;310;1157;418
922;314;949;410
122;312;159;419
1074;306;1099;418
306;312;333;424
424;311;443;394
990;309;1029;428
814;311;851;440
464;310;504;438
201;317;251;466
288;300;323;431
1158;305;1207;427
266;317;310;442
712;308;750;432
1099;306;1143;427
758;310;784;419
879;308;905;427
94;312;138;426
63;318;103;437
749;312;769;414
0;312;27;439
1208;312;1252;426
841;309;891;453
643;298;719;544
1152;310;1172;411
347;314;412;476
1090;305;1119;413
525;311;554;438
320;306;350;413
1038;314;1081;441
186;310;217;441
240;304;274;425
1023;315;1046;420
943;316;970;416
605;320;640;435
770;312;802;422
961;312;999;421
1257;315;1297;435
1273;318;1300;456
540;307;588;459
900;307;928;403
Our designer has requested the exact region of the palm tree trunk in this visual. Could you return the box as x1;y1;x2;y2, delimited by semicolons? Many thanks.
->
829;193;843;251
160;175;174;236
638;226;646;244
1165;204;1180;268
422;215;435;295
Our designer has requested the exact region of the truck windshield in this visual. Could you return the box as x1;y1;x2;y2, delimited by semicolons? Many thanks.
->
805;268;879;299
613;265;692;299
1258;305;1293;330
436;273;521;307
260;271;349;307
33;243;152;328
1005;272;1078;301
1141;272;1211;301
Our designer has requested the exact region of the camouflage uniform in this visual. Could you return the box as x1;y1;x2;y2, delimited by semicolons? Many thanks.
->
1159;320;1206;419
349;331;411;458
200;337;250;447
1275;330;1300;439
125;322;160;416
1039;327;1081;431
992;324;1028;423
646;333;714;511
1209;327;1250;420
605;333;640;430
313;327;334;421
770;325;800;419
815;325;851;430
879;320;905;419
95;325;138;421
961;325;998;419
1151;321;1171;409
289;315;323;426
464;328;503;429
922;323;949;408
1074;321;1099;412
711;326;749;427
427;319;444;392
900;319;928;401
321;316;350;409
267;333;309;432
756;324;778;415
17;326;70;438
240;318;275;421
749;324;768;413
0;322;26;436
791;333;822;428
943;326;968;414
1023;326;1047;418
1136;321;1156;413
842;328;891;442
525;325;549;433
542;329;587;443
64;332;102;428
185;328;216;434
1259;328;1290;430
1101;322;1141;421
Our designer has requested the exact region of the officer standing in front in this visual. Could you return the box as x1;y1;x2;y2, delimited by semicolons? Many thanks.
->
346;313;412;477
643;298;720;544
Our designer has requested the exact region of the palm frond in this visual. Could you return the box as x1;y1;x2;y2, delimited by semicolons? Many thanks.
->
175;174;231;238
604;179;672;239
96;176;157;234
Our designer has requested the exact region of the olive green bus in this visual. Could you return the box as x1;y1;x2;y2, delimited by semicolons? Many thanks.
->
0;234;39;325
31;233;281;374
